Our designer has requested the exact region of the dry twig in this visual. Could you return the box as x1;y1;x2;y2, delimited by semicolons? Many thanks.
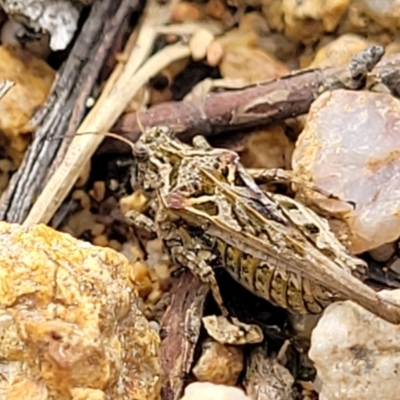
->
160;271;209;400
23;0;190;227
0;0;139;223
114;46;400;143
22;46;400;227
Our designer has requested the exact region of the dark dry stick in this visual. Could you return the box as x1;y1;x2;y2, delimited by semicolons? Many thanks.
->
0;0;139;223
113;46;400;144
160;271;209;400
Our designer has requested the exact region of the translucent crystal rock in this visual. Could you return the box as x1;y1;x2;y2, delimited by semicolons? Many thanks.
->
309;289;400;400
292;89;400;254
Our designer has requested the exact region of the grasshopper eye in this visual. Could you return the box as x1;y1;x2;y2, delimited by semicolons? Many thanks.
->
133;143;149;161
157;126;172;136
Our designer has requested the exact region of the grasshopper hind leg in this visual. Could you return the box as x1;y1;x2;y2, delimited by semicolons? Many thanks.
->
124;209;156;234
170;244;230;316
169;245;264;344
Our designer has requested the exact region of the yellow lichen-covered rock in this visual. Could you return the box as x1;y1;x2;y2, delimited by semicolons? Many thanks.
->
0;222;161;400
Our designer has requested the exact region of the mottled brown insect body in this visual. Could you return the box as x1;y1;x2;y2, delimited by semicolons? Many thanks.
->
126;126;400;325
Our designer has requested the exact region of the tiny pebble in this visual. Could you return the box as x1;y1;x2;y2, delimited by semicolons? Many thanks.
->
368;242;396;263
0;159;14;172
171;2;202;22
72;190;91;209
86;97;95;108
120;192;147;214
137;276;153;298
189;28;214;61
108;239;122;252
205;0;227;20
207;40;224;67
165;34;179;44
147;288;162;305
90;181;106;202
65;209;96;237
92;235;109;247
149;320;160;333
389;257;400;275
91;223;105;237
193;338;244;385
154;263;170;282
148;268;160;283
108;179;119;191
132;261;150;281
76;161;91;187
309;290;400;400
144;308;153;319
181;382;251;400
131;261;153;297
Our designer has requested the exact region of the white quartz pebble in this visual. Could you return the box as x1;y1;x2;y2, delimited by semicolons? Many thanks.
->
309;289;400;400
292;89;400;253
180;382;251;400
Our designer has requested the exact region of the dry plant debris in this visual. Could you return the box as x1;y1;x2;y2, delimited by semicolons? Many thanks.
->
202;316;264;345
114;49;400;142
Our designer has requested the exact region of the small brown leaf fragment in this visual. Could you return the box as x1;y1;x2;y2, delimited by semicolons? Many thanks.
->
202;315;263;345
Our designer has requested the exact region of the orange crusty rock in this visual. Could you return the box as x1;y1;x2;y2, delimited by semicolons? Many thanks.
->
0;222;161;400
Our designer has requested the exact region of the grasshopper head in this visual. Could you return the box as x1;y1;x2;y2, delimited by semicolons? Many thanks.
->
129;125;180;193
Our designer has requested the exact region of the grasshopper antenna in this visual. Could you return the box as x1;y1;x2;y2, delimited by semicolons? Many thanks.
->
45;131;138;155
45;103;148;157
101;132;138;155
136;110;146;136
